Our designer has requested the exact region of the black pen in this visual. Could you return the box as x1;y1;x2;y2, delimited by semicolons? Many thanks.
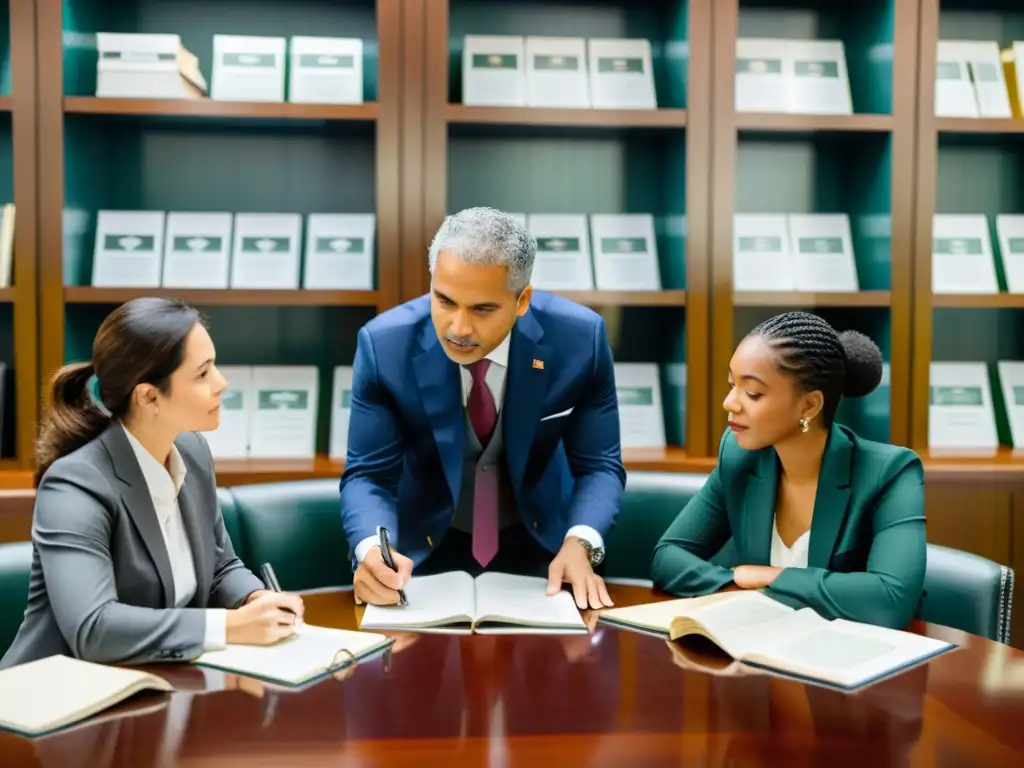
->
377;527;408;606
259;562;299;619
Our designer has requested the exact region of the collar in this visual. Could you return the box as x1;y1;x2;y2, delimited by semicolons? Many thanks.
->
481;330;511;369
120;423;187;511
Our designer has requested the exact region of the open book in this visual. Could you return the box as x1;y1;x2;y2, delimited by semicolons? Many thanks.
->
599;591;957;690
0;654;172;738
360;571;588;634
194;623;394;686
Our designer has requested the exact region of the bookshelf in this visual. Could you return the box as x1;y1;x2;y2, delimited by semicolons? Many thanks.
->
421;0;714;463
0;0;1014;490
913;0;1024;466
34;0;402;482
0;0;39;473
709;0;919;452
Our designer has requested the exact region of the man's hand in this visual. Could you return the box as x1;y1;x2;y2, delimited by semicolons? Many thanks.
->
732;565;783;590
354;545;413;605
546;536;614;609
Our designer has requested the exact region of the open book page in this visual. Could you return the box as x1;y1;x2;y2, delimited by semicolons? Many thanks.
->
746;616;956;689
667;591;799;657
360;571;477;632
599;592;738;636
473;572;588;633
194;623;393;686
0;655;172;737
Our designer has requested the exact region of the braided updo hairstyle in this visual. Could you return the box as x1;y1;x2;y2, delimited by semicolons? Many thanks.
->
747;311;884;427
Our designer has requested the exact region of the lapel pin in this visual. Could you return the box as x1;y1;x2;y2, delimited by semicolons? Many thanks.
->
532;359;544;370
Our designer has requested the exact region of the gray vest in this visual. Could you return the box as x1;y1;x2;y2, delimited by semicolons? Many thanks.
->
451;409;520;533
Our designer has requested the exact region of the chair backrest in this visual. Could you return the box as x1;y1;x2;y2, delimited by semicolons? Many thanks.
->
919;543;1014;645
603;471;709;580
227;479;352;592
217;487;245;564
0;542;32;657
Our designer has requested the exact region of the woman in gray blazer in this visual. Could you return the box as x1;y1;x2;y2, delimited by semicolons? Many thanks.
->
1;298;304;669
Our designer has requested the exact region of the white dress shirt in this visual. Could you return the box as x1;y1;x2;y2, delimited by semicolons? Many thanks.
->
354;332;604;562
769;516;810;569
122;425;227;651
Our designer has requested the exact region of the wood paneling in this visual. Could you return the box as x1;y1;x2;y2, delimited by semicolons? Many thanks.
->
10;0;39;468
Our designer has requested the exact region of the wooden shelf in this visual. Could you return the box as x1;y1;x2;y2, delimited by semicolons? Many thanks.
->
213;447;716;485
63;287;380;307
734;290;891;308
919;447;1024;481
932;293;1024;309
445;104;687;129
0;288;16;303
735;112;893;133
622;447;716;473
553;290;686;307
936;117;1024;135
214;456;344;486
63;97;378;122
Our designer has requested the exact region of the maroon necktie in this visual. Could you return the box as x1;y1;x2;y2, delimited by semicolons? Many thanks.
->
467;359;498;566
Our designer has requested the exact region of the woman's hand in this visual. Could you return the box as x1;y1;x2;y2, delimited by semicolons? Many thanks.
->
227;591;305;645
732;565;783;590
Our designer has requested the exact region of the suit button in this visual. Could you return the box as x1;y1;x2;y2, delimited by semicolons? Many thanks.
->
481;465;489;472
532;521;538;530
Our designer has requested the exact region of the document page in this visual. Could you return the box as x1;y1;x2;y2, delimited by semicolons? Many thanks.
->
196;624;391;685
755;617;956;688
679;591;798;656
473;572;587;633
360;571;477;632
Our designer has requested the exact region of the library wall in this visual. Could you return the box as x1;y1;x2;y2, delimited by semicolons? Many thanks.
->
0;0;1018;641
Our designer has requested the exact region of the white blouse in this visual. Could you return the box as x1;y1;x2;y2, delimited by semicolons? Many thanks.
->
770;517;810;568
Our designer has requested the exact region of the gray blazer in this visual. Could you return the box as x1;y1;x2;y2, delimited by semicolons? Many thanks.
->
0;423;264;669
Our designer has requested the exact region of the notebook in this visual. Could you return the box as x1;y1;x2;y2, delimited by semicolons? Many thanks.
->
360;571;589;634
0;654;173;737
194;622;394;686
599;591;957;690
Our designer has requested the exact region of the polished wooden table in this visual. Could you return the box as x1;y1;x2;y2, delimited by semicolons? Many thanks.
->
2;583;1023;766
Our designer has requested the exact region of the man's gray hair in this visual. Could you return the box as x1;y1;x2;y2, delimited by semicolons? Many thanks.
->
427;207;535;294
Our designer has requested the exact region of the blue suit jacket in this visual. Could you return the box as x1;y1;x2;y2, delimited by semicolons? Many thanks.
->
339;291;626;566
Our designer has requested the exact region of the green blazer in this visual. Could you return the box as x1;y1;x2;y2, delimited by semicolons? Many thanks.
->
650;424;927;629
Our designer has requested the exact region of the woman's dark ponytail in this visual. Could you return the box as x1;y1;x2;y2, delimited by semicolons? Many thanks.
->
34;361;111;484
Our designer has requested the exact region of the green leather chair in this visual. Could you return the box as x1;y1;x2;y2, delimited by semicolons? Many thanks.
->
0;542;31;657
603;471;707;580
228;479;353;592
918;544;1014;645
217;487;246;563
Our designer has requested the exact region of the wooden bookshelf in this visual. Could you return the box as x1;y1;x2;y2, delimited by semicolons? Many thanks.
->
63;287;382;309
932;293;1024;309
733;291;892;308
734;113;894;133
553;290;687;308
709;0;919;452
63;97;379;122
445;104;688;129
0;0;1020;493
0;0;40;474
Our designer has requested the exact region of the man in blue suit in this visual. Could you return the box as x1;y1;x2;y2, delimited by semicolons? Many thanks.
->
340;207;626;610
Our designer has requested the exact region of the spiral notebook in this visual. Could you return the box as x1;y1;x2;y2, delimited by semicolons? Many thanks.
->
194;623;394;686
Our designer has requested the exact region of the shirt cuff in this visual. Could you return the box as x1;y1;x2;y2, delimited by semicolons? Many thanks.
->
203;609;228;652
353;535;380;563
565;525;604;551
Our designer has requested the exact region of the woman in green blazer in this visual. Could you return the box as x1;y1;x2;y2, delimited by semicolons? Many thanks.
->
651;311;926;629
